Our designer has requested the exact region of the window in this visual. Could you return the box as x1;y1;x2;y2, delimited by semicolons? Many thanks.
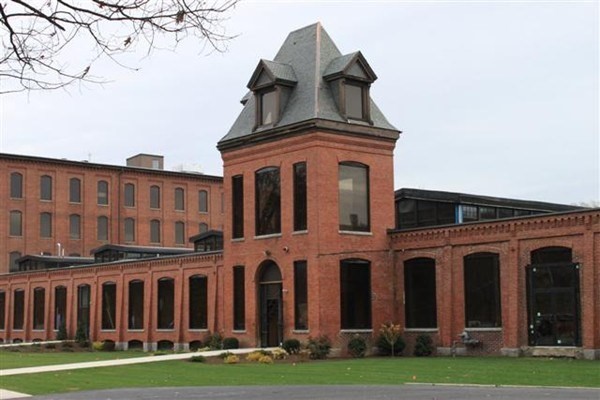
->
464;253;501;328
97;181;109;205
175;221;185;245
293;162;307;231
0;291;5;330
498;208;514;219
124;218;135;242
124;183;135;207
128;280;144;330
40;212;52;238
338;162;370;232
345;83;365;120
54;286;67;331
479;206;497;220
9;210;22;236
13;290;24;330
97;216;109;241
157;278;174;329
294;261;308;330
233;266;245;330
77;284;91;340
150;219;161;243
396;199;456;229
514;209;531;217
10;172;23;199
101;282;116;330
175;188;185;211
340;259;371;329
33;287;45;330
199;223;208;233
259;89;277;126
9;252;21;272
189;275;208;329
69;178;81;203
255;167;281;236
404;258;437;328
199;190;208;213
69;214;81;239
232;175;244;239
461;205;478;222
150;185;161;209
40;175;52;200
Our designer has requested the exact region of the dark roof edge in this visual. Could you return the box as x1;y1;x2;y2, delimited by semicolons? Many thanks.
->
1;152;224;182
394;188;583;212
217;118;400;152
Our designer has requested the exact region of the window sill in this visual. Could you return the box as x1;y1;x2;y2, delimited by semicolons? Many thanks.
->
254;233;282;240
465;327;502;332
198;211;209;215
404;328;439;332
9;198;24;201
292;230;308;236
340;329;373;334
127;329;145;332
231;238;245;243
68;202;82;205
101;329;117;332
232;330;246;333
189;329;209;332
156;329;175;332
32;329;45;332
97;204;109;207
339;230;372;236
292;330;309;334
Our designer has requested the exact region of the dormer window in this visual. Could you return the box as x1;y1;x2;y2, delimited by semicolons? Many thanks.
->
344;82;366;120
259;88;277;126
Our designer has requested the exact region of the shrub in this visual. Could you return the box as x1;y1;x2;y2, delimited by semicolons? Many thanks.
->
258;355;273;364
92;342;104;351
189;355;206;363
307;335;331;360
204;331;223;350
282;339;301;354
271;348;288;360
246;350;268;362
222;337;239;350
56;322;68;341
377;322;404;357
414;334;434;357
218;351;234;359
74;322;88;346
347;336;367;358
223;354;239;364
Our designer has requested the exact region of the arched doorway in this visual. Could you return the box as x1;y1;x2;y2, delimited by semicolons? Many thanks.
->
257;260;283;347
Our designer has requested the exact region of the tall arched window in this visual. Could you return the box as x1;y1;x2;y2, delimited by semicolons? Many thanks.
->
175;221;185;245
338;162;369;232
157;278;174;329
97;181;109;205
198;190;208;213
404;258;437;328
40;212;52;238
128;280;144;330
175;188;185;211
101;282;117;330
124;218;135;242
40;175;52;200
150;185;161;209
13;289;24;330
32;287;45;330
340;259;371;329
69;178;81;203
464;253;501;328
150;219;161;243
124;183;135;207
10;172;23;199
255;166;280;236
69;214;81;239
189;275;208;329
9;210;22;236
54;286;67;331
97;216;109;241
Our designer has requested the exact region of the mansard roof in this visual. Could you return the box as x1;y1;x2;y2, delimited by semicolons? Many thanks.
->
218;22;399;151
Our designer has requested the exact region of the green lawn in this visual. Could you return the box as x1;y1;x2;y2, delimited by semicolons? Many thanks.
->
0;349;148;370
1;357;598;396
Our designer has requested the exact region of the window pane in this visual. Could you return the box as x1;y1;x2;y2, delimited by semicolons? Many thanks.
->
124;183;135;207
498;208;514;219
479;206;497;220
437;202;456;225
340;260;371;329
13;290;24;330
261;90;276;125
10;173;23;199
397;199;417;229
255;167;281;236
464;253;501;328
97;216;108;241
233;266;245;330
124;218;135;242
54;287;67;330
404;258;437;328
189;275;208;329
339;163;370;232
70;214;81;239
40;175;52;200
199;190;208;213
128;280;144;330
77;285;91;339
97;181;109;205
417;200;436;226
69;178;81;203
150;220;161;243
175;221;185;245
293;163;307;231
461;205;478;222
0;291;5;330
175;188;185;211
40;212;52;238
150;186;161;209
33;288;45;330
232;176;244;239
345;84;363;119
157;278;174;329
102;283;117;330
10;211;22;236
294;261;308;330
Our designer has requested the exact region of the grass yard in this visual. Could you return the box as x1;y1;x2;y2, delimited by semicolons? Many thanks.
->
0;349;148;370
0;356;598;396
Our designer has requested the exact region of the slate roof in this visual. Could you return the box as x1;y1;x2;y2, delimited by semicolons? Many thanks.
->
248;60;298;88
218;23;399;149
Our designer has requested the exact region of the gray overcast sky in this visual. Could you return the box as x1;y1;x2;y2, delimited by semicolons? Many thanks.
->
1;1;598;205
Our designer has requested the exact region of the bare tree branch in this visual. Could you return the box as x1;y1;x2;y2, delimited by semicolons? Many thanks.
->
0;0;239;93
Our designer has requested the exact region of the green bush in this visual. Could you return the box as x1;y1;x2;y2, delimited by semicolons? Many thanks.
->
347;336;367;358
376;333;405;356
282;339;301;354
188;355;206;363
92;342;104;351
204;331;223;350
307;335;331;360
414;334;434;357
74;322;88;346
222;337;239;350
56;322;68;341
223;354;239;364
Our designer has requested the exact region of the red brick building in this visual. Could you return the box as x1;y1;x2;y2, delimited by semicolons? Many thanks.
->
0;23;598;359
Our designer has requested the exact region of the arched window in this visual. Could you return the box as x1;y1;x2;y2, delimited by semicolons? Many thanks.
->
124;183;135;207
101;282;116;330
175;221;185;245
0;291;5;330
128;280;144;330
404;258;437;328
54;286;67;331
69;178;81;203
77;284;91;339
175;188;185;211
124;218;135;242
340;259;371;329
40;212;52;238
150;219;161;243
97;216;109;241
40;175;52;200
189;275;208;329
97;181;109;205
9;210;22;236
32;287;45;330
10;172;23;199
157;278;174;329
255;167;280;236
150;185;161;209
13;289;24;330
464;253;501;328
338;162;369;232
198;190;208;213
69;214;81;239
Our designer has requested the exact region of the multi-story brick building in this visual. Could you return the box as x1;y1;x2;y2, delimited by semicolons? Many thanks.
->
0;23;598;359
1;153;224;274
